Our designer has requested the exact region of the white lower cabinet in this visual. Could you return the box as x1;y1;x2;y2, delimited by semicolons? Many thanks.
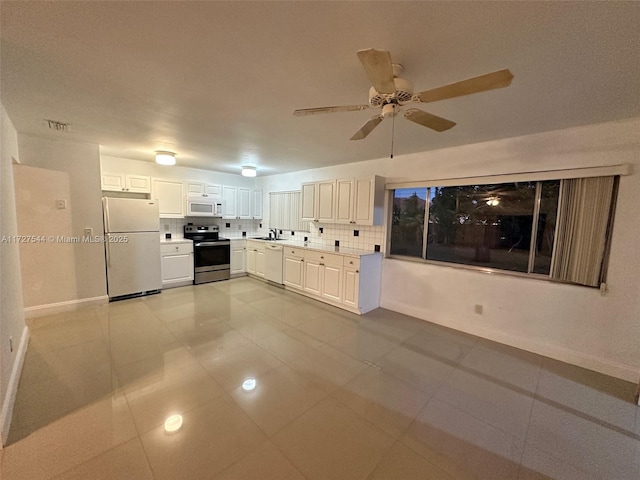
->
300;250;381;314
245;240;381;314
303;251;343;303
283;247;305;290
161;241;193;288
256;249;265;277
246;241;265;278
230;239;246;276
342;261;359;309
303;257;322;296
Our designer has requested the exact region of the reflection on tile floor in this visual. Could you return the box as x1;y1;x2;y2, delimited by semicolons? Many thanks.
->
2;277;639;479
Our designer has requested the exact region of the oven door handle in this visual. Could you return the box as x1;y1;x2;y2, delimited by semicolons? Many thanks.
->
195;241;231;246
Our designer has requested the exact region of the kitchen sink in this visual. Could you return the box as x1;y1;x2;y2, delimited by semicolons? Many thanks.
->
253;236;283;241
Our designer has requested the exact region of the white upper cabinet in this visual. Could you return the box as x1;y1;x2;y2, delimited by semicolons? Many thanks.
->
102;173;151;193
152;178;185;218
301;180;336;223
335;179;355;224
252;190;263;219
222;185;254;219
301;183;316;221
335;175;385;226
222;185;237;218
238;187;252;219
187;182;222;197
302;176;384;225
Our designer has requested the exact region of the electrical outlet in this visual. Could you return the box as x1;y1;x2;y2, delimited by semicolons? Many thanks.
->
56;199;67;209
84;227;93;236
474;304;483;315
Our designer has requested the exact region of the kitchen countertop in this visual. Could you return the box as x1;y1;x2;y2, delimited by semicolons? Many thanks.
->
160;235;379;257
246;237;380;258
160;237;192;244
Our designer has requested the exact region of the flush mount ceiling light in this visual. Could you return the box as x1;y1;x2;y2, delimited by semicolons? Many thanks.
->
241;166;257;177
155;151;176;166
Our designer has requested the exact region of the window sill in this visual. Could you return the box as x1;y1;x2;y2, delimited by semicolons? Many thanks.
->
385;254;601;290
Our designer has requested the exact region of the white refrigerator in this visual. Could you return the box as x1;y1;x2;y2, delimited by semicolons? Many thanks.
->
102;197;162;299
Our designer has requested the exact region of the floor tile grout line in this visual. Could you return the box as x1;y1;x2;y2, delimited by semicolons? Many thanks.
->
515;357;544;479
107;308;161;480
515;359;628;480
326;365;432;442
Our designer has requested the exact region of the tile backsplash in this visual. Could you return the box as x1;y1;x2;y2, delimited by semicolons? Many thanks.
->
161;217;385;252
267;222;385;252
160;218;262;239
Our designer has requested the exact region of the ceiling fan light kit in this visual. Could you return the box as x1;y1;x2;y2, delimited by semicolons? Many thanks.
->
293;48;513;143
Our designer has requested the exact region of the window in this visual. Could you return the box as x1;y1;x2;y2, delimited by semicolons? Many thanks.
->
389;176;617;287
390;188;427;258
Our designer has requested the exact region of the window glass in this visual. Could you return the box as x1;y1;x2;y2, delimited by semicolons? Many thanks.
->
388;176;616;287
390;188;427;258
533;180;560;274
426;183;537;272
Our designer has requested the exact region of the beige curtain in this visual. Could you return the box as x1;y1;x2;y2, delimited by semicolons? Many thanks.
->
551;176;615;287
269;191;309;232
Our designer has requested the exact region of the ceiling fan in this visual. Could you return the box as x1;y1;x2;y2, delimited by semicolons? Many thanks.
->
293;49;513;141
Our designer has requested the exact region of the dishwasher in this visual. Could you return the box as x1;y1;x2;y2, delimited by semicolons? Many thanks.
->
264;243;284;284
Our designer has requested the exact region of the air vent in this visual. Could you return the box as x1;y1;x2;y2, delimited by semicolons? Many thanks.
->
44;119;70;132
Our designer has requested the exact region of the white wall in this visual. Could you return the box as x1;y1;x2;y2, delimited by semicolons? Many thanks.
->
18;135;108;308
259;117;640;381
13;165;78;308
0;105;27;445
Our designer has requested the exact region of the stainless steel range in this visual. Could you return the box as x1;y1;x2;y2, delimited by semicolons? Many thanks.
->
184;225;230;284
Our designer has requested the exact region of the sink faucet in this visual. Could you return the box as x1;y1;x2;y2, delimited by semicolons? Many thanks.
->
269;228;278;240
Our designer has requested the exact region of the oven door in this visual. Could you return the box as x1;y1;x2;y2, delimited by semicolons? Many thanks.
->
194;241;231;272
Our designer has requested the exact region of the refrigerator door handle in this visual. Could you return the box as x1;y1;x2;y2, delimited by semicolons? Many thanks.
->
103;198;111;233
105;234;111;267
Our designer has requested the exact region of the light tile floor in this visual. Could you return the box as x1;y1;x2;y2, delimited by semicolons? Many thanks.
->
2;277;639;479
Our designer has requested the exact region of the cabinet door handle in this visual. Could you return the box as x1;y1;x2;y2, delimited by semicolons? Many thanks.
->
320;263;325;266
349;261;353;264
356;270;359;273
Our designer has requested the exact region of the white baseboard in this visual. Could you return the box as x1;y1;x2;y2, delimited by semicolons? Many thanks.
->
382;299;640;383
1;326;29;447
24;295;108;319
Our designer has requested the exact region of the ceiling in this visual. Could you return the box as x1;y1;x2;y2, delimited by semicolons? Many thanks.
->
2;2;639;176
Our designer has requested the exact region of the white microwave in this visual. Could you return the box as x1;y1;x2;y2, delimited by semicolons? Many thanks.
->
186;196;224;217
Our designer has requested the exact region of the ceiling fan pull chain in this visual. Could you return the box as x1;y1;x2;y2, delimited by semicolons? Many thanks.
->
390;105;395;159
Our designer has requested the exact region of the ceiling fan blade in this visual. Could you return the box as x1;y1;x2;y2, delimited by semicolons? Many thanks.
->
350;115;383;141
417;69;514;103
357;49;396;94
293;105;370;116
404;108;456;132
